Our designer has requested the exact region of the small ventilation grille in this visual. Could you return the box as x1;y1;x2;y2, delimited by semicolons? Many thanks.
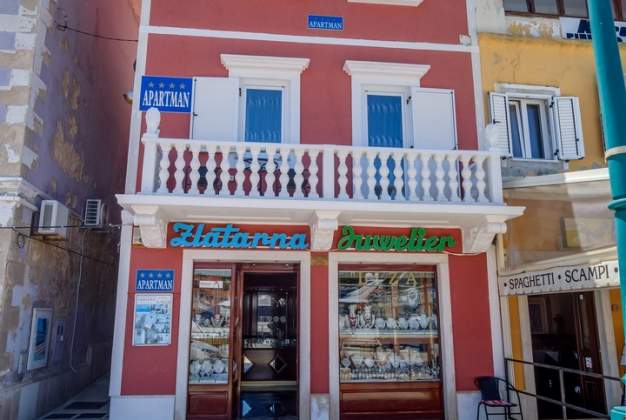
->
84;199;104;227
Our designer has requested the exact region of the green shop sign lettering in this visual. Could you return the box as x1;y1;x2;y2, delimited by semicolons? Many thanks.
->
337;226;456;252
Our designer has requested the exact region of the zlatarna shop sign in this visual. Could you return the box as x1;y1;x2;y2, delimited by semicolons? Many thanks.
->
337;226;456;252
170;223;309;250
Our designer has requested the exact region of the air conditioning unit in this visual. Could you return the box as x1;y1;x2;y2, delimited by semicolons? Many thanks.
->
84;199;106;227
38;200;69;238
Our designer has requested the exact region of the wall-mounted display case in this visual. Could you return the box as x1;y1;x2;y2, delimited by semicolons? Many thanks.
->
337;268;443;419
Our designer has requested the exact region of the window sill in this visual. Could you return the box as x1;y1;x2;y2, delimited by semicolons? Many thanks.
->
508;157;562;164
348;0;424;6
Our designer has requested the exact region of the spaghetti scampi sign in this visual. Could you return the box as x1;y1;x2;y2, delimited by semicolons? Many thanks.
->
499;260;620;296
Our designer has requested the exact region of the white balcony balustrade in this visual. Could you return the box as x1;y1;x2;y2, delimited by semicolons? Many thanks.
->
140;138;504;205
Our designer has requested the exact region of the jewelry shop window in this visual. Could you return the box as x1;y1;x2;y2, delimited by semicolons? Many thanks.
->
189;268;232;385
338;270;441;383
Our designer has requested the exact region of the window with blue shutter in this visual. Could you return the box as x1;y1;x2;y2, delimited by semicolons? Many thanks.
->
367;94;404;199
367;94;404;148
245;88;282;143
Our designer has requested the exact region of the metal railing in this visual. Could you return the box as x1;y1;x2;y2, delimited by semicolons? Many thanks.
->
505;357;624;419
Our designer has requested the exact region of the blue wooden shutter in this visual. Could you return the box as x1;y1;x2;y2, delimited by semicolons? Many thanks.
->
367;95;404;148
245;88;282;143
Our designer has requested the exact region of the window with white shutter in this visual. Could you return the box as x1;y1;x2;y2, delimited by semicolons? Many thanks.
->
553;96;585;161
488;89;585;161
191;77;239;141
410;87;457;150
488;92;512;157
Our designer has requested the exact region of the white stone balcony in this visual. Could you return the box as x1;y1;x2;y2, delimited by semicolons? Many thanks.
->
117;109;524;251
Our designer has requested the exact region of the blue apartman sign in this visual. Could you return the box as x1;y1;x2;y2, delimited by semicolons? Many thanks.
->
170;223;309;250
308;15;344;31
139;76;192;113
136;269;175;292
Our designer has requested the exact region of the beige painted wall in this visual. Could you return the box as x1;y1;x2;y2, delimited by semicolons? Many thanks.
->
479;33;626;171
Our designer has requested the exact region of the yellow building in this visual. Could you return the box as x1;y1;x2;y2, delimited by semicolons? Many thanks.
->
476;1;625;418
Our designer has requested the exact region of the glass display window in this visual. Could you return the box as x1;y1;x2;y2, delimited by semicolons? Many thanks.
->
189;268;232;385
337;269;440;383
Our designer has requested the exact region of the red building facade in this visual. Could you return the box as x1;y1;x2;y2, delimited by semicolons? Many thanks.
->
109;1;524;419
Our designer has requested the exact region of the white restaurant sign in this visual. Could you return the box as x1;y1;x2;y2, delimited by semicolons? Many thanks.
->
560;17;626;42
499;260;620;296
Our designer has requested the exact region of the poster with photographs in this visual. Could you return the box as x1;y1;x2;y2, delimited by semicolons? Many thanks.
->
133;294;172;346
27;308;53;370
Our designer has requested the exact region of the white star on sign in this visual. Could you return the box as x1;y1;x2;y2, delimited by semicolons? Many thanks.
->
169;83;175;89
148;82;154;88
140;272;145;278
159;82;165;88
179;83;186;90
157;272;162;278
149;273;154;278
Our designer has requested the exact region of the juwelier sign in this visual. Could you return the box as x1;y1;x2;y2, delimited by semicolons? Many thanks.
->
169;223;309;250
560;17;626;42
139;76;193;113
499;260;620;296
336;225;457;253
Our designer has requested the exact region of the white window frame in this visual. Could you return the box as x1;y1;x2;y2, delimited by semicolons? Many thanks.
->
221;54;310;144
497;84;561;162
239;83;287;143
343;60;431;147
362;85;411;148
347;0;425;6
508;97;555;161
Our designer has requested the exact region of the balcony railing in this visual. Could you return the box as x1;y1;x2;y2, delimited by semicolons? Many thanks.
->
140;137;504;205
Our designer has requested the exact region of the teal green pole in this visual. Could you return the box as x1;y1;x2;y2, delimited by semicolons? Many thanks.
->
589;0;626;417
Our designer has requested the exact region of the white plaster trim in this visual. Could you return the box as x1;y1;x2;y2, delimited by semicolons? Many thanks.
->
142;25;475;53
343;60;430;82
343;60;430;147
496;83;560;98
125;1;151;195
328;252;457;420
221;54;309;144
110;395;175;420
499;295;514;382
503;167;609;189
498;246;617;277
487;246;504;378
518;295;538;419
221;54;310;74
348;0;424;6
595;289;622;410
174;250;311;420
109;211;135;397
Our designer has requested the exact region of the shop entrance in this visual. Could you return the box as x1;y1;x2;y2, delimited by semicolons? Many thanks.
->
529;292;606;418
187;263;299;420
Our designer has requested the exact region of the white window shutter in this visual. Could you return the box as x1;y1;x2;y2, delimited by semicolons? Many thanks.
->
410;87;457;150
191;77;239;140
488;92;512;157
553;96;585;161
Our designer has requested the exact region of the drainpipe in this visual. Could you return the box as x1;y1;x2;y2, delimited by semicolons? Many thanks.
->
588;1;626;418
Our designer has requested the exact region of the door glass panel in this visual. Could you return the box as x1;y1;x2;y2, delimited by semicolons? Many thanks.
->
189;268;232;384
245;88;282;143
564;0;588;17
367;94;404;199
534;0;559;14
526;104;546;159
504;0;530;12
367;94;404;148
509;103;524;158
338;270;441;383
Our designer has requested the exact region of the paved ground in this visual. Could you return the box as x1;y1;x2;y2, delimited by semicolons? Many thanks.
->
38;376;109;420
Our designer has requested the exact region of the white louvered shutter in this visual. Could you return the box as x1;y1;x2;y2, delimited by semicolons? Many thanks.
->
410;87;457;150
488;92;512;157
191;77;239;140
553;96;585;161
